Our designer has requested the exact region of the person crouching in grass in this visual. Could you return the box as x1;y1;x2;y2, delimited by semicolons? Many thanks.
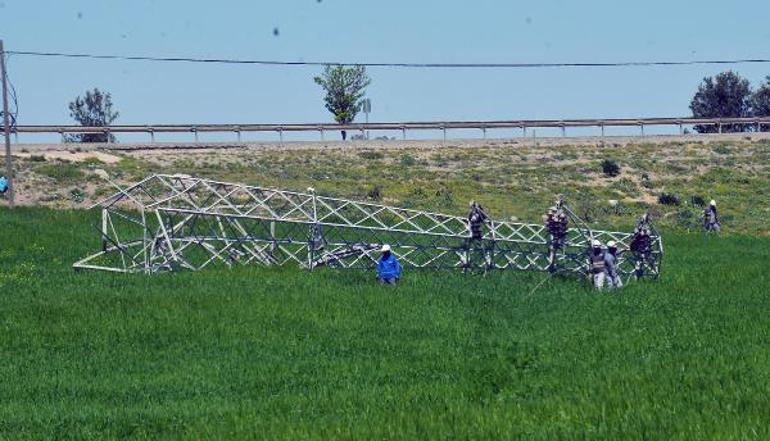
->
376;244;401;286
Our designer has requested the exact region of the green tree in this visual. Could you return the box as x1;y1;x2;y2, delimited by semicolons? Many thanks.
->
751;76;770;131
314;65;371;140
689;71;752;133
67;88;119;143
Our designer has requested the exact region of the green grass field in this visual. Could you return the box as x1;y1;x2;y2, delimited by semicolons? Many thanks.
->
1;207;769;439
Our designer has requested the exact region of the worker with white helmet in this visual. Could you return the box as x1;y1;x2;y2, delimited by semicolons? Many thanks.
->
544;203;569;273
703;199;720;233
604;241;623;289
588;239;607;290
376;244;401;285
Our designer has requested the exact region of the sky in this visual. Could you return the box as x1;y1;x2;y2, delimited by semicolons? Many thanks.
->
2;0;770;141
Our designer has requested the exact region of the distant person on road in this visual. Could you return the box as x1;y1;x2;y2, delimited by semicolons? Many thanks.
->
588;240;606;290
604;241;623;289
376;244;401;285
704;199;720;233
0;176;7;194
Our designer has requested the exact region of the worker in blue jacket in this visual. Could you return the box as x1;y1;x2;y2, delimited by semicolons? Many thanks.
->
376;244;401;285
0;176;7;194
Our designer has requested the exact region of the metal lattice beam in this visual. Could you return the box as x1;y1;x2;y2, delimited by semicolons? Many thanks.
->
73;174;663;283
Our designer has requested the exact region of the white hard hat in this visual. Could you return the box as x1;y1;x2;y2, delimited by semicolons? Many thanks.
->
381;244;391;253
710;199;716;206
607;241;617;248
592;240;602;247
307;187;315;193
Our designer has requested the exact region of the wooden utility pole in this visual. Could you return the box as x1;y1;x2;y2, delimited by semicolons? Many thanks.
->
0;39;14;207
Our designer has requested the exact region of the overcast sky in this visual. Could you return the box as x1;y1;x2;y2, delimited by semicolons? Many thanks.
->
2;0;770;140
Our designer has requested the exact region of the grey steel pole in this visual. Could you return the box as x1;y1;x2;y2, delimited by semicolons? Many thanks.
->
1;40;14;207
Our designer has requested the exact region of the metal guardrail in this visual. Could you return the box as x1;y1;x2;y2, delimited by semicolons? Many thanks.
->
9;116;770;142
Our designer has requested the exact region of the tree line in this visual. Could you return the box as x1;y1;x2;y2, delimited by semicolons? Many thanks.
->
65;67;770;142
690;71;770;133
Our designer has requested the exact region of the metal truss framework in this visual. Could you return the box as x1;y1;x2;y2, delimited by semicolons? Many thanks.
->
74;174;663;283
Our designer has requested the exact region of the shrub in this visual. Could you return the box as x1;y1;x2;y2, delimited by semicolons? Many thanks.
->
601;159;621;178
400;154;417;166
712;144;732;155
658;193;680;206
358;150;383;161
35;163;84;183
610;178;638;195
641;173;654;189
690;195;706;207
70;188;85;203
366;185;382;201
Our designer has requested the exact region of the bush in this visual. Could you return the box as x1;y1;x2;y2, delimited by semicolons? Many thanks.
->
641;173;654;189
400;154;417;167
658;193;680;206
712;145;732;155
358;150;383;161
366;185;382;201
35;163;84;183
70;188;85;203
610;177;638;195
690;195;706;207
601;159;621;178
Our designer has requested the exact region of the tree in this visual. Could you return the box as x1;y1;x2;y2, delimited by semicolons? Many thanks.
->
67;88;119;142
314;65;370;140
751;76;770;131
689;71;752;133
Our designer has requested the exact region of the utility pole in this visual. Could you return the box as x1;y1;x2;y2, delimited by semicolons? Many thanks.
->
0;39;14;207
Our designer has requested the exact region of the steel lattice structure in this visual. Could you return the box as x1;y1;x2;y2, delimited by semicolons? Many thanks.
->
74;174;663;282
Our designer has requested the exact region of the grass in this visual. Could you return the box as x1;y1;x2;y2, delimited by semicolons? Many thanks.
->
1;207;770;439
11;138;770;234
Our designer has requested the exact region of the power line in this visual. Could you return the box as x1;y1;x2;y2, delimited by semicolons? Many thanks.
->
8;49;770;69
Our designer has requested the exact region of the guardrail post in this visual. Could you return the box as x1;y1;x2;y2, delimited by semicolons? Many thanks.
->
757;121;761;133
442;127;446;144
278;128;284;146
60;130;66;143
319;128;324;141
191;127;198;143
235;129;241;142
600;124;605;138
148;129;155;143
640;124;644;137
401;127;406;141
522;126;526;138
718;122;722;134
679;123;683;135
482;126;487;140
561;125;566;137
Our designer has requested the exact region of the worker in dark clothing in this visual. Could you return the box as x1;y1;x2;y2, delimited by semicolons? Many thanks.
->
544;204;569;272
464;201;492;269
467;201;489;241
704;199;720;233
630;213;652;279
588;239;606;290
